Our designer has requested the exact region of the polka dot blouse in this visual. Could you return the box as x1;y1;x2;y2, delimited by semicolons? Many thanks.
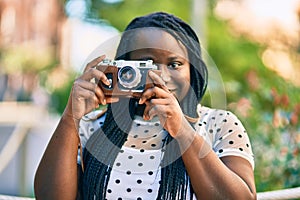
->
78;105;254;199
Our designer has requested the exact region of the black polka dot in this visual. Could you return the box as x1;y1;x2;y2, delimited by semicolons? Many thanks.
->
142;140;147;143
228;129;233;133
138;163;143;167
219;149;223;153
229;141;234;145
137;198;142;200
117;198;122;200
137;179;142;184
246;144;249;147
212;117;215;120
152;134;157;137
136;123;141;126
148;171;153;175
115;179;120;184
119;149;124;153
116;162;121;166
219;137;223;140
133;135;138;138
90;128;94;132
131;145;136;148
198;123;202;126
209;129;213;133
140;149;145;153
223;119;227;122
239;148;244;151
126;188;131;192
238;134;243;138
151;144;156;147
99;121;103;125
203;121;207;124
149;155;155;159
217;128;221;132
128;155;133;159
144;130;149;133
155;123;160;126
234;122;238;125
126;171;131;175
148;189;153;193
79;133;84;136
107;189;112;193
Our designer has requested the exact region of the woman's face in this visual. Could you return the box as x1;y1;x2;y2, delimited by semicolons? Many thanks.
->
129;28;191;101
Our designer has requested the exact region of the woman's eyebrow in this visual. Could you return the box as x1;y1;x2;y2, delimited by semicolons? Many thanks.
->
168;55;186;61
135;56;154;61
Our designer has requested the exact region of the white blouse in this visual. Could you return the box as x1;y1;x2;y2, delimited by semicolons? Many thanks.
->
78;105;254;199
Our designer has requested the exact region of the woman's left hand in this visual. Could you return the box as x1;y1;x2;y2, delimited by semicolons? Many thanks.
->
138;71;184;138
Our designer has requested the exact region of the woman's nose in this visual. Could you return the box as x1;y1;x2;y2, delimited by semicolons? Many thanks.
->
158;65;171;82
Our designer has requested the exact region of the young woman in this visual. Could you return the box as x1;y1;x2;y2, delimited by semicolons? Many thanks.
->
34;12;256;200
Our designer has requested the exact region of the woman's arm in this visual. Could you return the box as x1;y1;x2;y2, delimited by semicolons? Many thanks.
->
34;55;113;199
176;118;256;200
34;110;80;200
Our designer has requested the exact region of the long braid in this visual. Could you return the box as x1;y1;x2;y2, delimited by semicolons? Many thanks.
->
82;12;208;200
82;99;137;199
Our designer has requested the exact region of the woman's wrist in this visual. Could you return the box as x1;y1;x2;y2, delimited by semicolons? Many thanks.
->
174;116;211;159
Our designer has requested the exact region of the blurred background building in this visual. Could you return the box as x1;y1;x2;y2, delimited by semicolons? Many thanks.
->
0;0;65;197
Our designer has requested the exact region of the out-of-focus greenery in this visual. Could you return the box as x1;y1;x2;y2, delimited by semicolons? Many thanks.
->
52;0;300;193
88;0;191;31
206;12;300;191
1;44;55;73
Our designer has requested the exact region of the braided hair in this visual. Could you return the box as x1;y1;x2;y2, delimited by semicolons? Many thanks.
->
82;12;208;200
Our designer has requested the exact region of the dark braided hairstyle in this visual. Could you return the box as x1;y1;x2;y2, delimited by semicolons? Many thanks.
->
82;12;208;200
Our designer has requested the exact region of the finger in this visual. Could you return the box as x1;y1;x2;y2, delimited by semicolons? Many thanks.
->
73;85;99;105
83;55;106;73
73;80;105;105
139;87;170;104
143;101;154;120
106;97;120;103
74;79;98;92
149;98;171;105
148;70;169;92
94;85;107;105
80;68;110;86
147;105;169;120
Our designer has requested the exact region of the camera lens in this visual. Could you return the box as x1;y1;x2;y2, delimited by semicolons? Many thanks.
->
118;66;141;89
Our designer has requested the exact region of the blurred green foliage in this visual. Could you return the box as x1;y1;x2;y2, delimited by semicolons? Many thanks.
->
206;13;300;192
88;0;191;31
50;0;300;193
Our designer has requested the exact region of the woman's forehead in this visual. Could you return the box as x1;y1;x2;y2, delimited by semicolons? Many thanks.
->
126;28;188;59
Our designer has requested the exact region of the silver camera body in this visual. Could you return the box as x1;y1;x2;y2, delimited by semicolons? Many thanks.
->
98;59;158;98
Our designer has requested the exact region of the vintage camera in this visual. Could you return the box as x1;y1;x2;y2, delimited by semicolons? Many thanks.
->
97;59;159;98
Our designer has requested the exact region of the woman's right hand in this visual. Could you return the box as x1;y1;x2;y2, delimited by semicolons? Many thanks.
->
64;55;119;122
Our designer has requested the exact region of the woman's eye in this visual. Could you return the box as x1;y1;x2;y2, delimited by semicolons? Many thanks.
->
168;62;181;69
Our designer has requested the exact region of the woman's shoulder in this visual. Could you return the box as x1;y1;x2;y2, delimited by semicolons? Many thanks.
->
197;105;236;119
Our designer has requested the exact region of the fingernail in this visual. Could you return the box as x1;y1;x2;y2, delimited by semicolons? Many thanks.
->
102;99;106;105
143;114;149;120
105;78;111;86
138;98;143;104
